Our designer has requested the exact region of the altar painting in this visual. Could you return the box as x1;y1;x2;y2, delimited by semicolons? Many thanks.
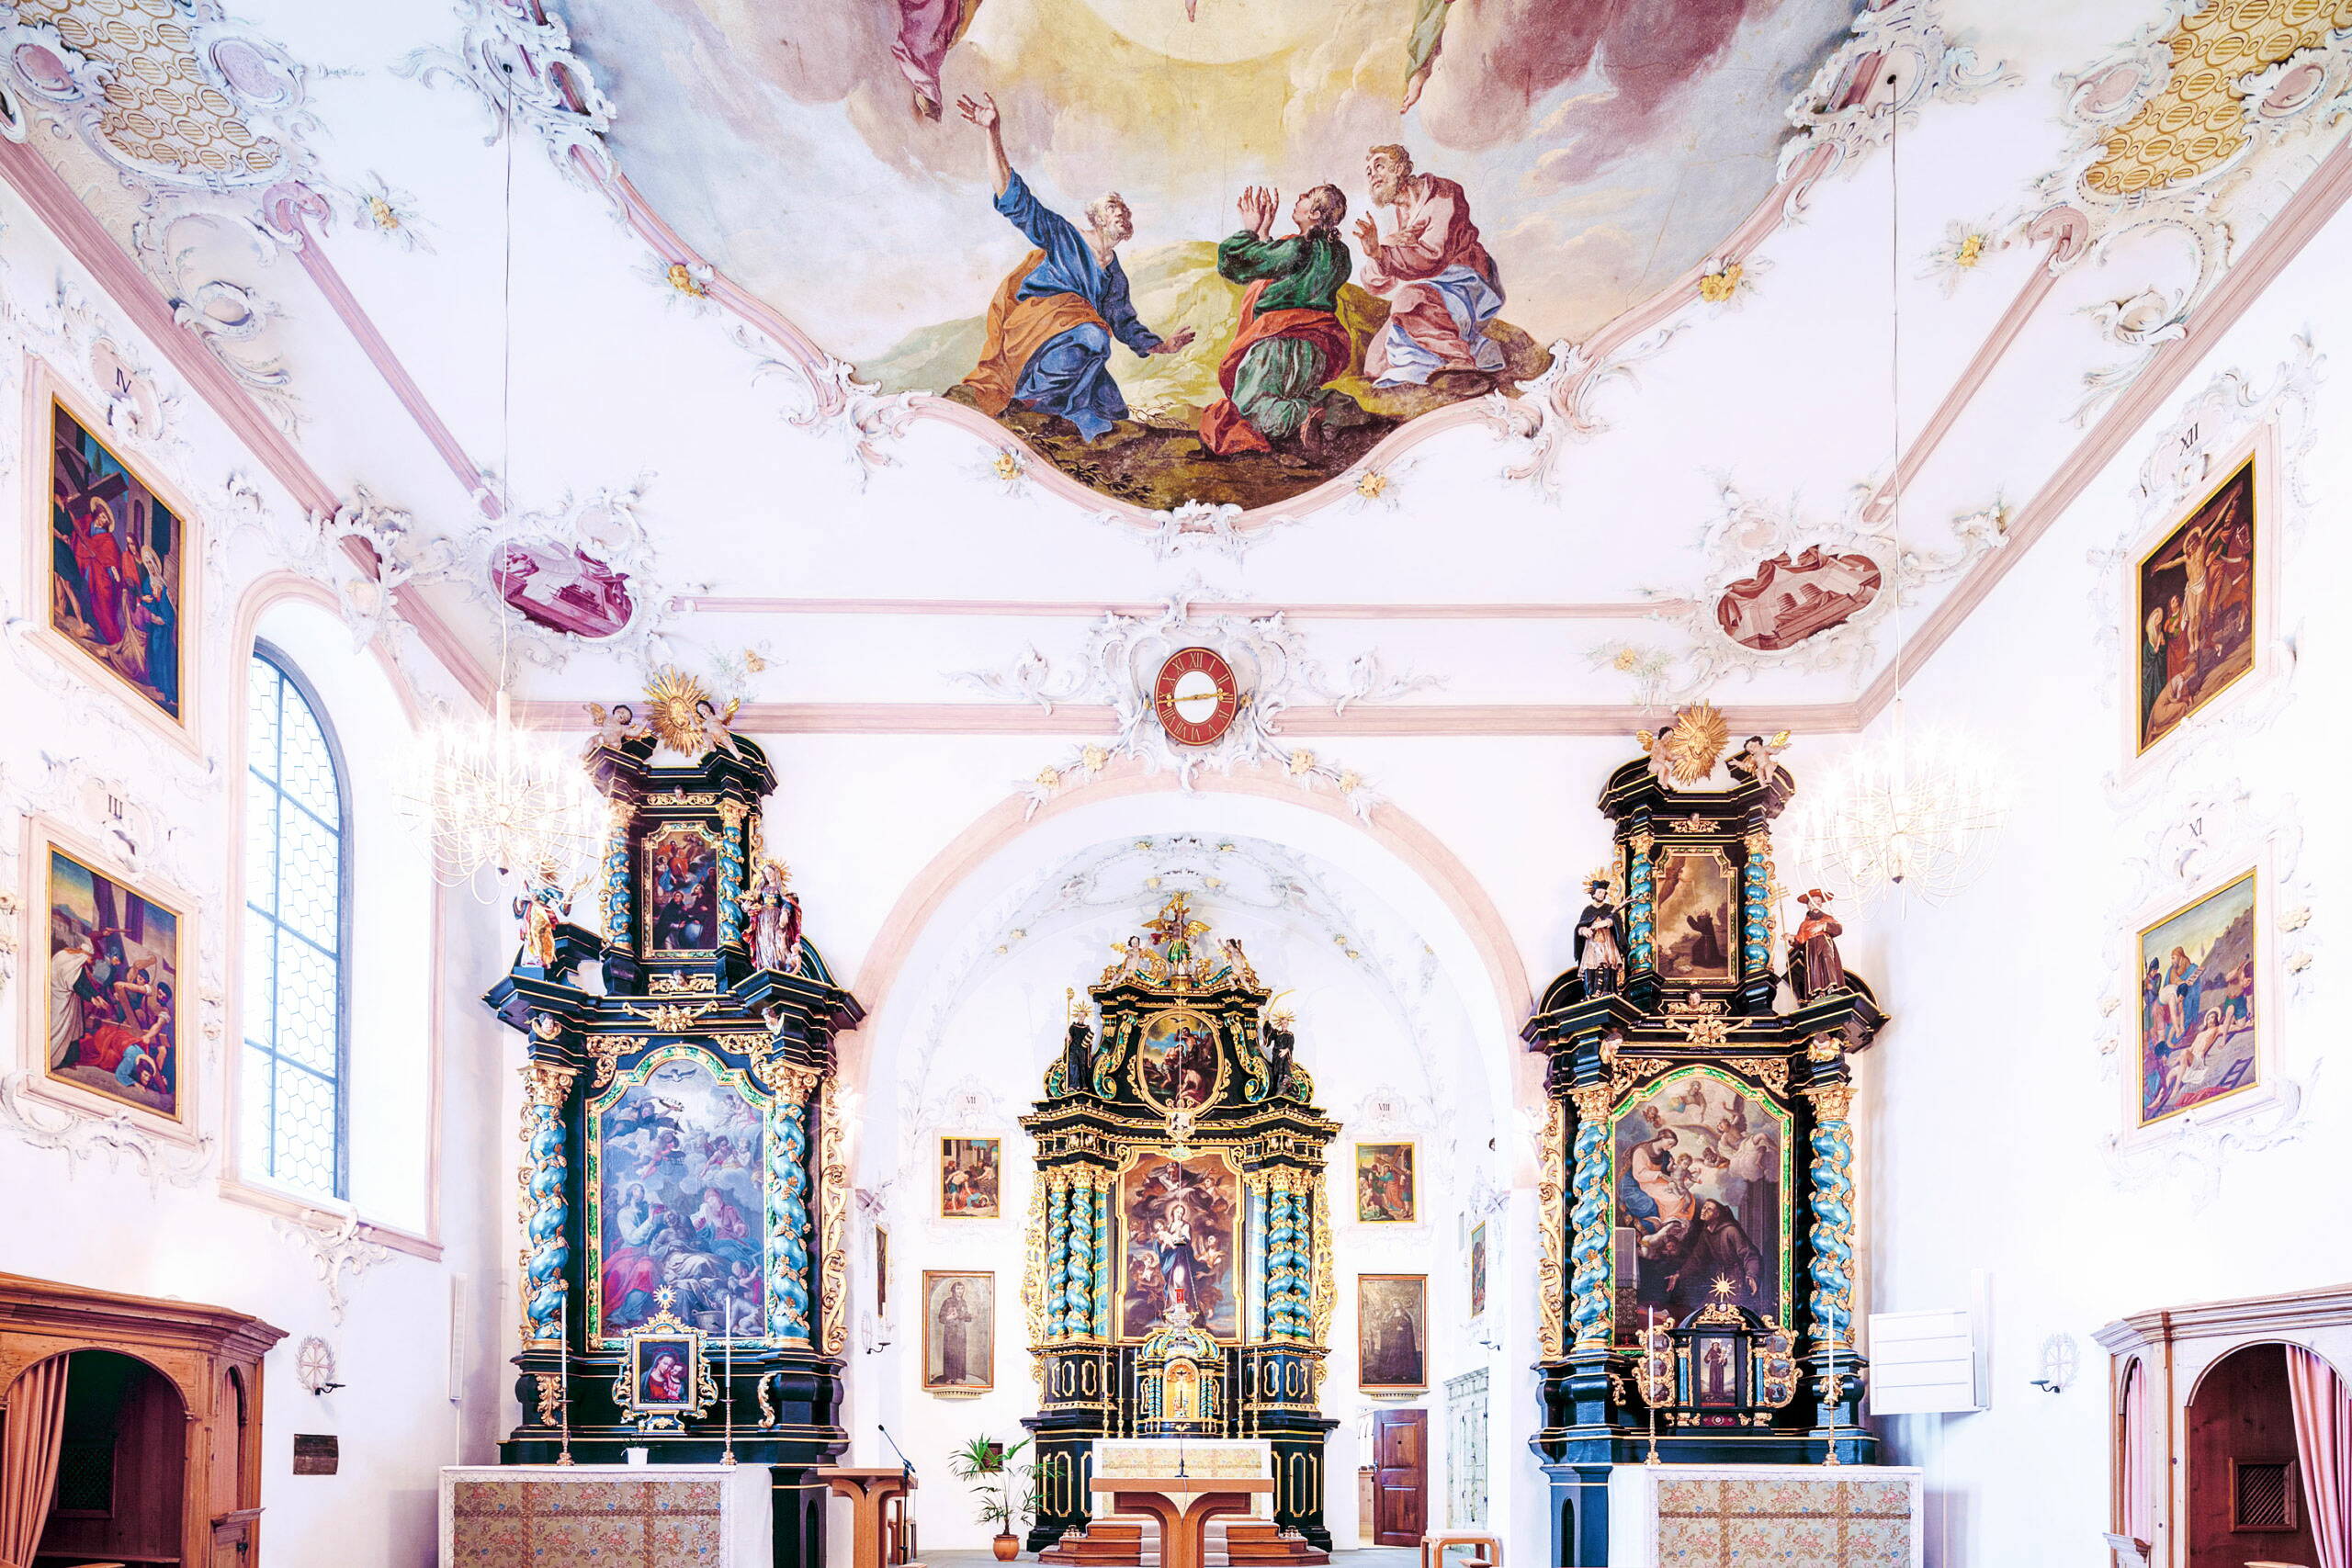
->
1117;1150;1241;1340
1354;1141;1415;1223
642;824;719;953
591;1050;768;1340
1652;852;1736;982
42;845;182;1120
2139;871;2258;1126
1611;1068;1789;1343
554;0;1870;513
2137;455;2257;752
1135;1009;1222;1111
47;400;185;722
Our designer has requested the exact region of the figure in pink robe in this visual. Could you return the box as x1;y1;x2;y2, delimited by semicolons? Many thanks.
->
893;0;984;119
1355;145;1505;389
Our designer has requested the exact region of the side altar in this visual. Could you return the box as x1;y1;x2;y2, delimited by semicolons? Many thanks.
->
1021;896;1338;1558
1523;714;1893;1564
479;674;865;1567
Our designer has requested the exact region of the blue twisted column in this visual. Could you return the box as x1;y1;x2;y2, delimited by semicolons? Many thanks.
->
1092;1177;1114;1338
1246;1179;1271;1341
1046;1175;1070;1340
1740;831;1773;979
717;802;749;948
1567;1085;1614;1351
518;1061;578;1348
601;801;635;952
1267;1185;1309;1339
1065;1179;1094;1337
1804;1081;1857;1350
1626;832;1657;973
763;1063;820;1345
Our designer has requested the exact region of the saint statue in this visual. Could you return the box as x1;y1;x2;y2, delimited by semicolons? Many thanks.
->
1574;876;1625;998
1788;888;1847;1001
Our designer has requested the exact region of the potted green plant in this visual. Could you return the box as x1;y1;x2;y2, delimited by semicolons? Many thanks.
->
950;1434;1033;1561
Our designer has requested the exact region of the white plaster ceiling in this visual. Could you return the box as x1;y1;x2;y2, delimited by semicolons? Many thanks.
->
2;0;2343;720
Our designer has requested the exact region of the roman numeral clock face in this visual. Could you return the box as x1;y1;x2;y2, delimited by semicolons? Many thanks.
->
1152;646;1241;747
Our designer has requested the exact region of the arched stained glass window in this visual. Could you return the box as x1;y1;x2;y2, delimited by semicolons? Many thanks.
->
243;644;350;1199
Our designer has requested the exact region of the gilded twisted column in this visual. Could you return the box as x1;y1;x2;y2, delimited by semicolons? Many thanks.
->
1065;1180;1093;1337
601;800;635;953
1804;1082;1857;1350
1046;1173;1070;1340
1740;829;1774;979
1246;1177;1271;1341
1092;1173;1114;1338
817;1081;850;1355
1567;1084;1614;1351
760;1061;820;1344
717;800;749;948
518;1061;579;1348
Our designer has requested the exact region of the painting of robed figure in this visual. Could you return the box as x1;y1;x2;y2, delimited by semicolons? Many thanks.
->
1611;1068;1789;1343
2137;455;2258;752
48;400;185;722
922;1270;996;1392
1117;1151;1240;1340
43;845;183;1121
2138;871;2258;1127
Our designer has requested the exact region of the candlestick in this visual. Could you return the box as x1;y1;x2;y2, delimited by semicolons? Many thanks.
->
557;1357;574;1466
1823;1317;1840;1467
722;1301;738;1467
1645;1351;1660;1467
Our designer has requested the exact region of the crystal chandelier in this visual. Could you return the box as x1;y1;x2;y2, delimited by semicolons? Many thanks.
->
1793;726;2007;905
402;689;603;887
1796;73;2007;907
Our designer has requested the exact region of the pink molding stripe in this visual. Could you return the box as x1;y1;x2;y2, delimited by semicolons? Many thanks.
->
833;756;1544;1150
265;183;502;519
508;697;1860;737
1858;130;2352;721
673;594;1690;620
0;135;497;709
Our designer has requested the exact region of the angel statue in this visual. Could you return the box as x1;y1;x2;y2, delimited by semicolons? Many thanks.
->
1728;730;1794;811
745;859;803;974
1637;701;1731;788
514;861;571;972
582;701;645;761
697;696;744;760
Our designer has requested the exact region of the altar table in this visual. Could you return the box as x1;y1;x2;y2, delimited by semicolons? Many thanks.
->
1090;1475;1273;1568
820;1465;915;1568
1607;1464;1924;1568
440;1462;774;1567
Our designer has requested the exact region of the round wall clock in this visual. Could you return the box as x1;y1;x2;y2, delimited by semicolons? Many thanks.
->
1153;647;1241;747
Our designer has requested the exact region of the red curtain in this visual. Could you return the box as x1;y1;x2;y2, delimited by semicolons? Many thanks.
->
0;1355;70;1568
2288;1346;2351;1568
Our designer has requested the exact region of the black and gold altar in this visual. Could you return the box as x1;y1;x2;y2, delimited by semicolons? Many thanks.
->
481;674;865;1567
1020;894;1339;1552
1521;736;1888;1565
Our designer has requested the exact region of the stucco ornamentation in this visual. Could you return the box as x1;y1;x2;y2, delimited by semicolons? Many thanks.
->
272;1207;394;1327
0;1068;212;1188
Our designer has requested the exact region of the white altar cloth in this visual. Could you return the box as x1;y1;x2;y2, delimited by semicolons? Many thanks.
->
439;1462;774;1566
1608;1463;1924;1567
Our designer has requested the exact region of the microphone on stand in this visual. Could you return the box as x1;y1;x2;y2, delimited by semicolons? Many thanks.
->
878;1423;916;1483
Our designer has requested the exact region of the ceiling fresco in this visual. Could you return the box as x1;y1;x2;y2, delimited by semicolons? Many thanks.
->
559;0;1869;510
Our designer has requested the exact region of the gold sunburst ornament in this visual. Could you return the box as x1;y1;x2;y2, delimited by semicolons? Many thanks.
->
641;667;741;759
1638;701;1731;784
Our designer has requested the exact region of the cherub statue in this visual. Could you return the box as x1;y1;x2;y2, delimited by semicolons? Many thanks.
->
745;859;803;974
1218;937;1260;989
582;701;644;760
513;861;571;971
698;696;744;760
1573;874;1625;998
1787;888;1847;1001
1728;730;1794;810
1107;934;1153;982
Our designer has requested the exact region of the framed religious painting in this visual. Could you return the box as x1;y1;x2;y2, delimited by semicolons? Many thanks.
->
1650;850;1736;984
610;1293;714;1432
1133;1008;1224;1114
1610;1066;1792;1346
2133;867;2267;1133
22;360;203;754
939;1135;1002;1218
22;818;197;1136
1354;1141;1417;1224
1358;1275;1427;1393
1116;1149;1242;1342
2127;428;2276;766
585;1045;769;1344
922;1270;995;1394
874;1224;890;1317
639;820;720;953
1468;1223;1488;1320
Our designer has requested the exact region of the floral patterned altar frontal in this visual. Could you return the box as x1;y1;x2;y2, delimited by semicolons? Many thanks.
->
440;1466;773;1566
1609;1467;1923;1568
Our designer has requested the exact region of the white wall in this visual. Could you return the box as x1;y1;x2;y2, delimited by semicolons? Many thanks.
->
1849;199;2352;1564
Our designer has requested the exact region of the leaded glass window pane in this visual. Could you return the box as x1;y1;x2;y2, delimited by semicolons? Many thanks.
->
242;649;348;1200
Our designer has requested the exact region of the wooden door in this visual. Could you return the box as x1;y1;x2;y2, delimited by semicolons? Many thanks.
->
1373;1409;1428;1546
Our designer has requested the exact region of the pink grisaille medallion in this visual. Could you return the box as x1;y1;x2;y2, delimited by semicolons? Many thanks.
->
492;538;637;638
1714;547;1883;652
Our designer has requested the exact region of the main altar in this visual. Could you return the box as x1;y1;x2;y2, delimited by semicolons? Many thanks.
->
476;674;865;1566
1522;714;1893;1564
1020;896;1339;1557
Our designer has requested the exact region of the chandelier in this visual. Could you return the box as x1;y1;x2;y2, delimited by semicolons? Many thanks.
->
401;689;603;888
1793;725;2007;905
